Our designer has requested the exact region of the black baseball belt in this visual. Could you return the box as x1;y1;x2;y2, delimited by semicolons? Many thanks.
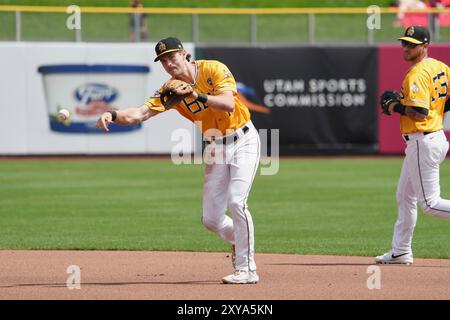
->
205;125;250;145
403;131;434;141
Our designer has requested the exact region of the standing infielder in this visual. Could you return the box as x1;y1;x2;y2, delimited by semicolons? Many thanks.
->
377;26;450;264
96;37;260;284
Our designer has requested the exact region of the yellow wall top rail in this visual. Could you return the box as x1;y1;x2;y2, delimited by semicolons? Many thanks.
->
0;6;450;14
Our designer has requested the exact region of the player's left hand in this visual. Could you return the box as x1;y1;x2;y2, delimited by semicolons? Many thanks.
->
160;79;194;109
380;90;401;115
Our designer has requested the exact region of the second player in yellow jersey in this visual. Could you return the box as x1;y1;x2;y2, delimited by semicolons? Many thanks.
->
399;57;450;134
376;26;450;265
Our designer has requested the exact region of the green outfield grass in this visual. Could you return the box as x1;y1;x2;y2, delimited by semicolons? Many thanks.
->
1;0;448;43
0;158;449;259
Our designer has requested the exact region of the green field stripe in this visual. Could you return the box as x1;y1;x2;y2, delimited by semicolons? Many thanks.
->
0;158;449;258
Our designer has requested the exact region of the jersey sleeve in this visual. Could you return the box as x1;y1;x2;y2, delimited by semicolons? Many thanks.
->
144;88;166;112
145;80;190;111
210;61;238;95
401;71;431;109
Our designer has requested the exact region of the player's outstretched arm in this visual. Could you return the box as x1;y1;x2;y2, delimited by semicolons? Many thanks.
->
96;104;157;132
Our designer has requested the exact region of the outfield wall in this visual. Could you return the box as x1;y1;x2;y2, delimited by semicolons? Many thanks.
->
0;42;198;155
198;45;450;155
199;46;379;154
1;42;450;155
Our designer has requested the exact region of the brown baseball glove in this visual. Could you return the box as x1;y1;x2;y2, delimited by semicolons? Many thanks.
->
159;79;194;109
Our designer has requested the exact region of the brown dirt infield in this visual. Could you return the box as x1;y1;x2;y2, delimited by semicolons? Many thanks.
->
0;250;449;300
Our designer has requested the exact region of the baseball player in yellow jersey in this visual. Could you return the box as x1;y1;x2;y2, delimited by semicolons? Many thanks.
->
96;37;260;284
376;26;450;264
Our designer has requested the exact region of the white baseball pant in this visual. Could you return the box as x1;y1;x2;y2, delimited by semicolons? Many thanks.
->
393;129;450;254
201;120;260;272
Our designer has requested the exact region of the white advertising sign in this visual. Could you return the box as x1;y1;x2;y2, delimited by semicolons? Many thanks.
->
0;42;199;155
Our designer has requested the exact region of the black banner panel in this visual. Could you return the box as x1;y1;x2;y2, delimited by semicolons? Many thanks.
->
197;47;378;154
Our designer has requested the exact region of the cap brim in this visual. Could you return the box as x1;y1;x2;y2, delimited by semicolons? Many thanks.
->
154;49;183;62
398;36;423;44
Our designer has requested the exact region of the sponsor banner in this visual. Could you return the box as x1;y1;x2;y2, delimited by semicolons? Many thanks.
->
378;44;450;154
198;47;378;154
38;64;149;134
0;42;198;155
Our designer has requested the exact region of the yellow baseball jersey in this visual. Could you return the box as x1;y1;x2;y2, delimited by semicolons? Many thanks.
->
400;57;450;134
145;60;251;136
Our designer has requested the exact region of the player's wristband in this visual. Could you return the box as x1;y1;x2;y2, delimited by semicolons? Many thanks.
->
108;110;117;121
197;93;208;104
393;103;406;115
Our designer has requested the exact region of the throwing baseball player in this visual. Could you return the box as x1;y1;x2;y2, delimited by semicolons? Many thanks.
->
377;26;450;264
96;37;260;284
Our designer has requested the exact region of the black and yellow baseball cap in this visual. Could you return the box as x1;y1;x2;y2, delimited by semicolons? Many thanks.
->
398;26;430;44
154;37;184;62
